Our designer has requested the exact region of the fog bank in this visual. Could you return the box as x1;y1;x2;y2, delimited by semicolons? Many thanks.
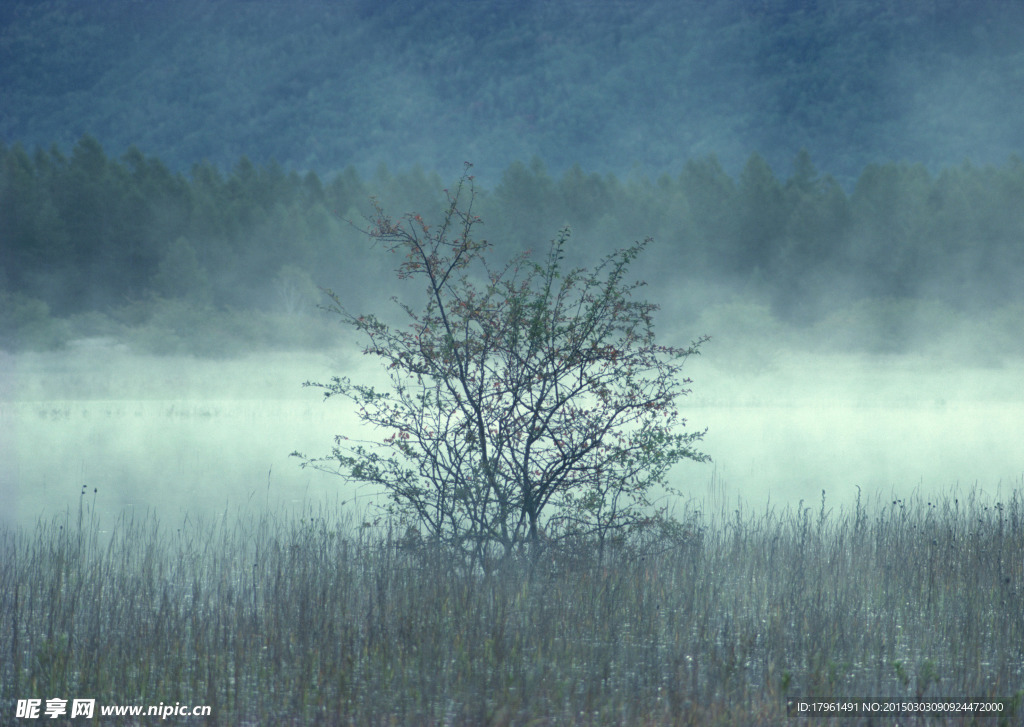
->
3;338;1020;529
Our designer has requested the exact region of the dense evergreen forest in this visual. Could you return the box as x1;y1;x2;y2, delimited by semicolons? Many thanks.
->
2;137;1022;356
2;0;1023;182
2;1;1022;356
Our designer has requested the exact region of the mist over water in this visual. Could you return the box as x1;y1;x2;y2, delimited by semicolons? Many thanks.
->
3;0;1022;536
3;334;1019;530
687;349;1023;511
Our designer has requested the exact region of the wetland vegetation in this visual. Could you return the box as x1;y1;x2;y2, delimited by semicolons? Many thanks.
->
2;487;1022;725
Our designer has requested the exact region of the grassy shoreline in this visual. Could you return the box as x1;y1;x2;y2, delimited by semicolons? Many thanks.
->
2;489;1022;725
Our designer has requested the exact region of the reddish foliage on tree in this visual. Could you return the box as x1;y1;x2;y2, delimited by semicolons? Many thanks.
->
296;164;708;570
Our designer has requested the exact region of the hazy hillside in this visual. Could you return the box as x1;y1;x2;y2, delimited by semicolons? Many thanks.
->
2;0;1023;359
2;0;1023;183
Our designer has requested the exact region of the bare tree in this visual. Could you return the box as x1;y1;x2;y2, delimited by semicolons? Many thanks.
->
294;164;708;570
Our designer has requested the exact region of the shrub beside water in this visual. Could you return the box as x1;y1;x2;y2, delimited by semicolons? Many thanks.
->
1;489;1022;725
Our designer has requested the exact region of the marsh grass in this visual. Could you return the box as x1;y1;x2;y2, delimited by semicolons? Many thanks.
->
2;487;1022;726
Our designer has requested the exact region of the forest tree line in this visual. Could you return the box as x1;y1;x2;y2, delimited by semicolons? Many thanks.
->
1;136;1023;353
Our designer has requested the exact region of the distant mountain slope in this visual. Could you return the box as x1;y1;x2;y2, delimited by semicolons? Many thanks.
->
2;0;1022;182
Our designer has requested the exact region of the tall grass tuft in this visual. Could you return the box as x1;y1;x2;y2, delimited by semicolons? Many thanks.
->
2;486;1022;725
